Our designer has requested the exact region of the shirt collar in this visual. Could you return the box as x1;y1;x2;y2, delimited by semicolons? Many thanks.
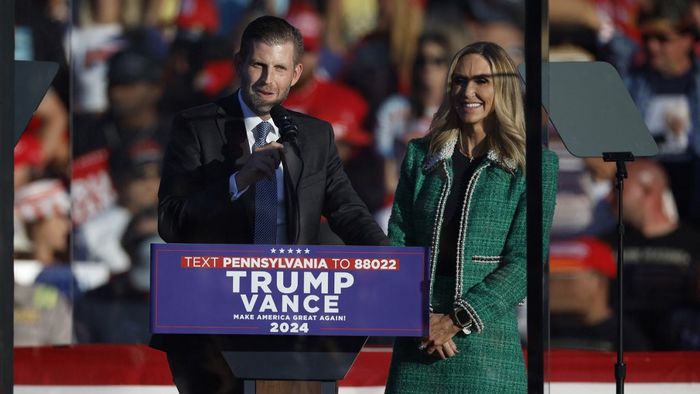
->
237;90;279;135
422;132;517;173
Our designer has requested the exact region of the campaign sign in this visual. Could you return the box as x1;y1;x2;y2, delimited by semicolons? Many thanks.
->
150;243;428;337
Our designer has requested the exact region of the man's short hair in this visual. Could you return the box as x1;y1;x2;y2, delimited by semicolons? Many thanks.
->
238;15;304;64
108;49;162;86
638;0;699;39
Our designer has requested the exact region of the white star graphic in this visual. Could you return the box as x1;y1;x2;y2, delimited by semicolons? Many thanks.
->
296;248;302;254
304;248;310;254
270;248;277;253
287;248;294;253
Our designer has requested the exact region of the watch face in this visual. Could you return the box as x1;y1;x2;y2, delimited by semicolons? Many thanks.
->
455;308;471;326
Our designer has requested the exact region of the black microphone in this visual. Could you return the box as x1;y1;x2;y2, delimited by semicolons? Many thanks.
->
270;105;303;244
270;105;298;144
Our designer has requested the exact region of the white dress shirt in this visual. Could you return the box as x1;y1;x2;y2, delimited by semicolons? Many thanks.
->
229;91;287;243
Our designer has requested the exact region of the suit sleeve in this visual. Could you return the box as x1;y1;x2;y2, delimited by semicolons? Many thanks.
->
321;123;390;246
387;140;419;247
457;150;559;333
157;114;244;243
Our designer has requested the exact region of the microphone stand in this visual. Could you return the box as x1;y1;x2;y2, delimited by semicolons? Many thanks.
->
603;151;634;394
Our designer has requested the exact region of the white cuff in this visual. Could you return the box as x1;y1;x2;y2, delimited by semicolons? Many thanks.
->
229;172;250;201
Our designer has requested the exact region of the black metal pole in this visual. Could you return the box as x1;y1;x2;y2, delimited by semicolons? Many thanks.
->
603;151;633;394
614;161;627;394
525;0;548;393
0;0;15;393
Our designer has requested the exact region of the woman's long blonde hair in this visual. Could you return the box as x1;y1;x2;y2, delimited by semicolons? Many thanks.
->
427;42;526;169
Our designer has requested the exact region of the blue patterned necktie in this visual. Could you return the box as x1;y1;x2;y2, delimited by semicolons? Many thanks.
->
253;121;277;244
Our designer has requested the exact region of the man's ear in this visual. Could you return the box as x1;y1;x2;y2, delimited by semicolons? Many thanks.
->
290;63;303;87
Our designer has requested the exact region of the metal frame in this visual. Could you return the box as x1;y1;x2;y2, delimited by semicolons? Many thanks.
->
0;1;552;393
0;0;15;393
525;0;548;392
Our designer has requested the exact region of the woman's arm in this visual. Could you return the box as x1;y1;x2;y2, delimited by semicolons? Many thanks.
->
457;150;559;333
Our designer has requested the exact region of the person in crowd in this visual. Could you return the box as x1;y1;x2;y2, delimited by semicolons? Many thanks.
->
327;110;385;215
383;41;558;393
13;136;46;256
315;107;386;245
340;0;425;124
18;88;69;179
549;236;650;351
284;2;370;134
14;280;73;347
283;1;385;215
323;0;380;63
74;47;168;158
577;0;700;230
601;159;700;350
75;206;161;343
550;133;617;239
374;32;452;205
154;15;388;393
190;35;237;100
687;0;700;55
158;36;233;115
175;0;221;37
78;139;162;274
72;47;167;227
15;0;70;104
463;0;526;64
610;3;700;155
15;178;78;303
71;0;127;115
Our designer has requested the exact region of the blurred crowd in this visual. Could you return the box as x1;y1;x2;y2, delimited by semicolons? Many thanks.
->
12;0;700;353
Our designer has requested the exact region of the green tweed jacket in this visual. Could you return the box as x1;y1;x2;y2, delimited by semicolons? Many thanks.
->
385;137;558;394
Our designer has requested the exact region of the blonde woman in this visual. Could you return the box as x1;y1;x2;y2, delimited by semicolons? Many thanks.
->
384;42;558;393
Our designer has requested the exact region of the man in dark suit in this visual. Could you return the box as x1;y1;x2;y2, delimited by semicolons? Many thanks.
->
155;16;389;393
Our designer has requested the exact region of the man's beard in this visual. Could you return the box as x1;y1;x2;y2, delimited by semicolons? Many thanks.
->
246;84;291;116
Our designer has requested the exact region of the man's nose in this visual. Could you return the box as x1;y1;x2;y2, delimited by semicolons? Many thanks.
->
259;68;273;84
646;39;662;53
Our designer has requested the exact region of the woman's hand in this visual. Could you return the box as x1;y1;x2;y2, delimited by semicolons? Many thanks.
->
419;313;462;359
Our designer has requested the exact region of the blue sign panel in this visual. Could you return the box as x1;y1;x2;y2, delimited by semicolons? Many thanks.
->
150;244;428;337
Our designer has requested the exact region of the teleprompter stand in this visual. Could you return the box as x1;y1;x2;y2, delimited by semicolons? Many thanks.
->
602;151;634;393
521;61;657;393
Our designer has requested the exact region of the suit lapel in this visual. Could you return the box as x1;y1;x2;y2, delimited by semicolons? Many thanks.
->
283;138;302;244
282;144;302;193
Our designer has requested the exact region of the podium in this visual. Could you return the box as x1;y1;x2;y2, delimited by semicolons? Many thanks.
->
222;335;365;393
150;243;428;393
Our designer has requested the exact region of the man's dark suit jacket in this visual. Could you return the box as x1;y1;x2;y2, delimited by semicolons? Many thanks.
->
152;92;388;351
158;92;388;246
